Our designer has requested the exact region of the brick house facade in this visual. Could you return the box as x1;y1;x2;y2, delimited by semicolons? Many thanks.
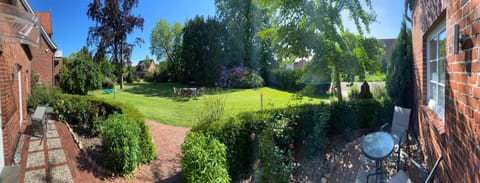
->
0;0;58;169
410;0;480;181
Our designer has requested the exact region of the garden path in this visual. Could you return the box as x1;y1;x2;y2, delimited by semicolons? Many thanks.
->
105;120;190;183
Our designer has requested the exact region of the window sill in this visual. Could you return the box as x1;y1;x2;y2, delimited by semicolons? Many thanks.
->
419;105;445;135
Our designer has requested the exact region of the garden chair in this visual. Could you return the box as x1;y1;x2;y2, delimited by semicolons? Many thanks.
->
389;156;443;183
381;106;411;171
173;87;179;97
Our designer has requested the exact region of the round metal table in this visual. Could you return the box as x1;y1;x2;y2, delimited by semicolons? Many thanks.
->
361;131;394;182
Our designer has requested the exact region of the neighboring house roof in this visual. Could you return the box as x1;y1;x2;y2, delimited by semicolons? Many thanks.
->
136;59;155;72
20;0;58;50
381;39;396;57
36;12;52;36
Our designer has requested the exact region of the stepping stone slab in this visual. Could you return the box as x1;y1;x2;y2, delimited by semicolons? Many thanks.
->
48;149;66;165
28;140;44;152
26;152;45;168
24;169;46;183
46;130;59;138
50;165;73;183
47;138;62;149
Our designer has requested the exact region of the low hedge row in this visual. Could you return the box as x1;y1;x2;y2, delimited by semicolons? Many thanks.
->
186;98;393;182
53;94;156;175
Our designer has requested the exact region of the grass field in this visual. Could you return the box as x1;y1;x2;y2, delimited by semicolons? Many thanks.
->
91;82;327;127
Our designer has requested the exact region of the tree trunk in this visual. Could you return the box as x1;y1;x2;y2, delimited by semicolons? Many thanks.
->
334;68;343;102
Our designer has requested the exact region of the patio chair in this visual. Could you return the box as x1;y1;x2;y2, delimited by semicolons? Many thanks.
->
173;87;179;97
381;106;412;171
389;156;443;183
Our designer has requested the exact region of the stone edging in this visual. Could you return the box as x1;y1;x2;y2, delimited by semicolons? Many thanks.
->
62;121;114;176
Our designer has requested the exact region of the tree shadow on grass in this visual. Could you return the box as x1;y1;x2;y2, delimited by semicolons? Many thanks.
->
122;82;243;99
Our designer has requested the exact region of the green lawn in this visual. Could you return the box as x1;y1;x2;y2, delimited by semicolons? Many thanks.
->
91;82;327;127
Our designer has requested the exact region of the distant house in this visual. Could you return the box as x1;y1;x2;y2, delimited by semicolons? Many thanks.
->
135;59;156;78
381;38;396;60
284;52;314;70
0;0;59;171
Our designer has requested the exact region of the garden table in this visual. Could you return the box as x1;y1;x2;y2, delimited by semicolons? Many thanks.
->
361;131;394;183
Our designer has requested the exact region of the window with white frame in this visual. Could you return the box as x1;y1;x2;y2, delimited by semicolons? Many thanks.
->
427;21;446;121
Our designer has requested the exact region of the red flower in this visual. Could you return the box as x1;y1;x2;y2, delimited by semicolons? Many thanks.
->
289;143;295;150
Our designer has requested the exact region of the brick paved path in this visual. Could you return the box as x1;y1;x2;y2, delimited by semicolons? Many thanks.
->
18;119;190;183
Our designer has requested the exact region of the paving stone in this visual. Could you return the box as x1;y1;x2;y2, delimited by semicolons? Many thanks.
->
28;140;44;152
46;129;59;138
24;169;46;183
48;149;66;164
26;152;45;168
48;124;57;131
47;138;62;149
50;165;74;183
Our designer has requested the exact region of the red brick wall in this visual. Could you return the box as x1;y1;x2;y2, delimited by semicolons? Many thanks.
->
31;39;55;86
0;44;31;165
412;0;480;182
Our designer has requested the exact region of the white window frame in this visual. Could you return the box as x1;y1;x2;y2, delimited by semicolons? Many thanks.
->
426;21;446;121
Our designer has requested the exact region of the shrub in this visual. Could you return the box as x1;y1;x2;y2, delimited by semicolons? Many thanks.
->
218;65;264;89
27;86;61;109
102;78;115;89
266;69;305;91
348;84;360;100
195;94;226;124
182;132;230;183
192;112;268;180
258;131;295;183
60;57;102;95
229;69;264;89
54;94;156;163
102;114;140;175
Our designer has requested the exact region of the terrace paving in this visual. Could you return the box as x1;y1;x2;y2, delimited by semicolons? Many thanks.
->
18;120;99;183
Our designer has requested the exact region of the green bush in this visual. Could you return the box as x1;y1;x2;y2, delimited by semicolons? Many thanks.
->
192;112;267;180
54;94;157;165
258;131;295;183
266;69;305;91
102;114;140;175
27;86;61;109
348;84;360;100
60;58;102;95
182;132;230;183
102;78;115;89
229;70;264;89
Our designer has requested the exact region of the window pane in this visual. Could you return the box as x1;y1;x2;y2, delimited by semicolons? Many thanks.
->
429;82;437;101
439;59;446;84
430;61;438;81
439;85;445;107
429;36;437;59
439;31;446;58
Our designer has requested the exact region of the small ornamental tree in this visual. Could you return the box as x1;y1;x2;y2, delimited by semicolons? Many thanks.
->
386;21;414;108
60;53;101;95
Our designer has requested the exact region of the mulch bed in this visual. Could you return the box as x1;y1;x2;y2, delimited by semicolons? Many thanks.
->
70;125;108;169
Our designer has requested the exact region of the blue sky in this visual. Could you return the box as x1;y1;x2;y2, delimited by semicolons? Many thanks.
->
30;0;404;65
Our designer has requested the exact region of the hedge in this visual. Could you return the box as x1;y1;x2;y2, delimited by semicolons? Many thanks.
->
54;94;156;174
188;98;393;181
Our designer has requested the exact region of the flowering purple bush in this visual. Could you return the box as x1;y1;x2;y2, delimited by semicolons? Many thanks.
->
216;64;263;88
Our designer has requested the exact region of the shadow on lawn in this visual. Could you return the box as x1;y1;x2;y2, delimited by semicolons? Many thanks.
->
122;82;246;98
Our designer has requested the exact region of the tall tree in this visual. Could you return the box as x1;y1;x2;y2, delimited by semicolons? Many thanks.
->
215;0;263;69
87;0;144;89
180;16;227;85
386;21;414;108
259;0;376;101
150;19;183;81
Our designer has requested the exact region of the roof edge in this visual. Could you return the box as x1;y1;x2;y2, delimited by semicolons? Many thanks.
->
20;0;57;50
